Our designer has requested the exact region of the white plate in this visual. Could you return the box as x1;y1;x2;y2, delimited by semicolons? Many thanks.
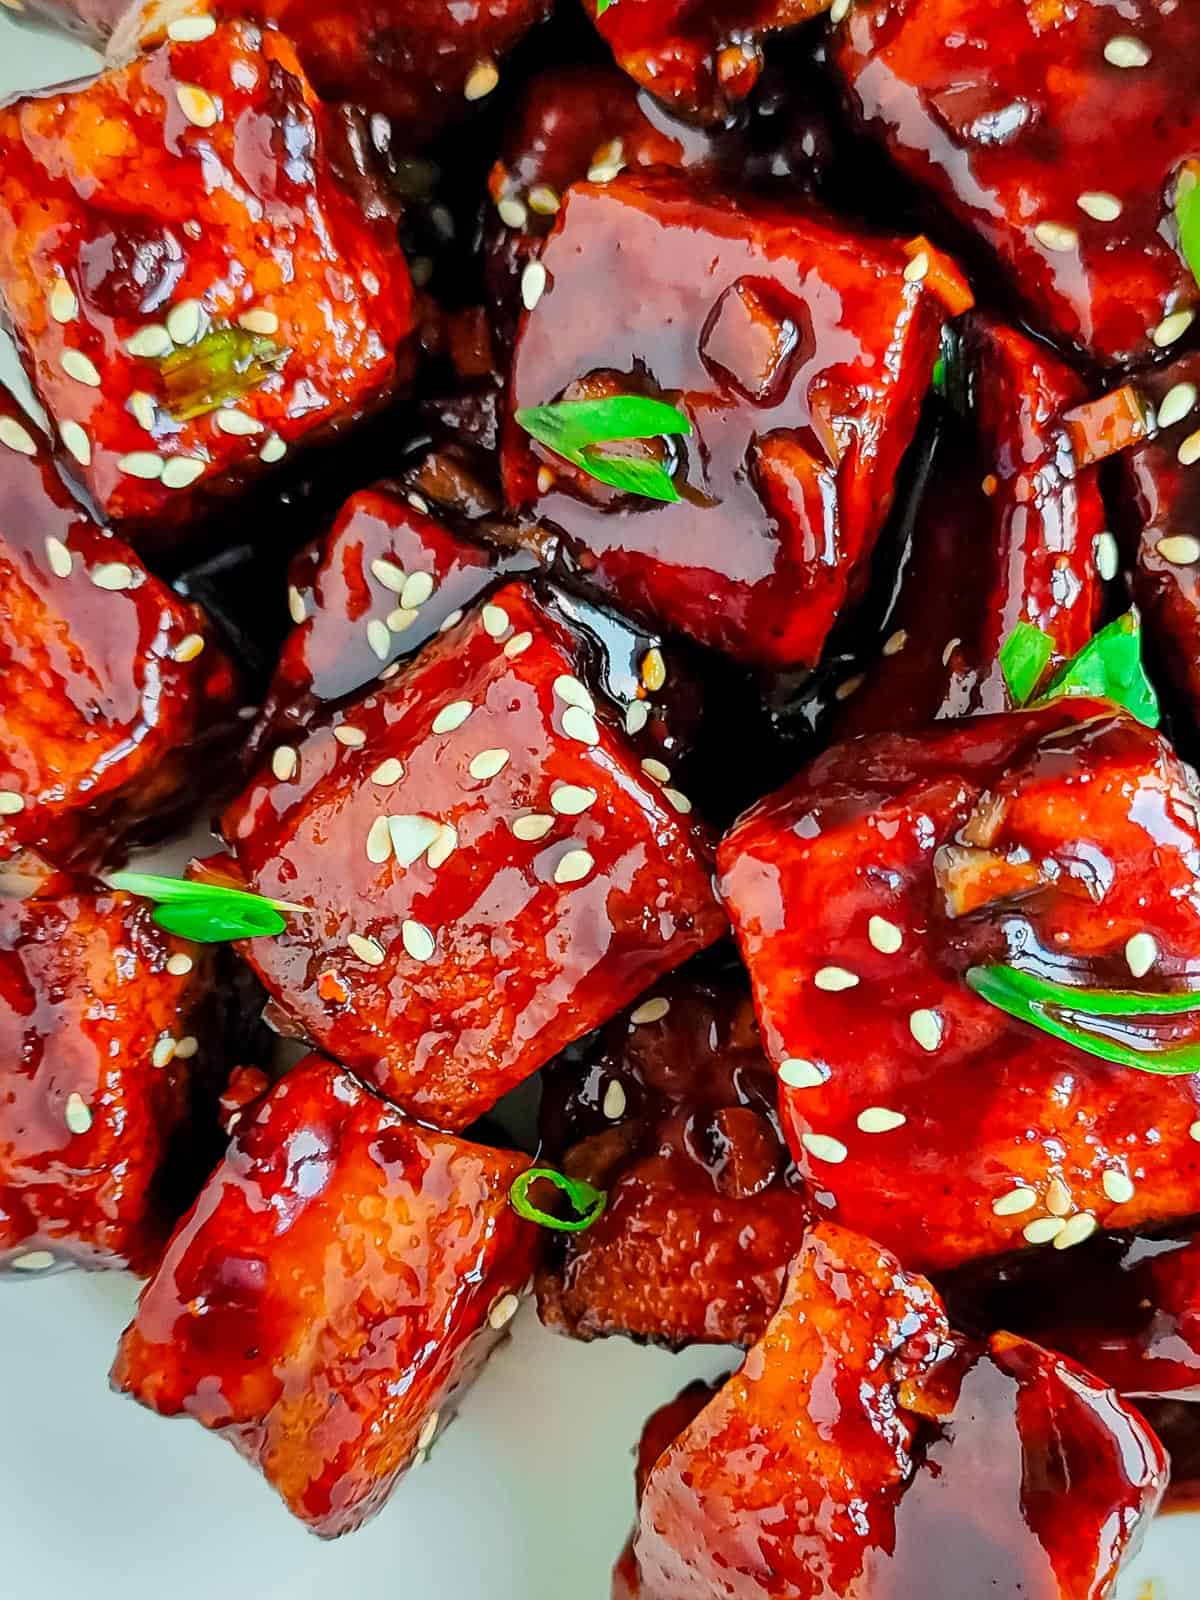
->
0;16;1194;1598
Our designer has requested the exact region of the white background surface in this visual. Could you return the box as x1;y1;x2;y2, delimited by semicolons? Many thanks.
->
0;14;1194;1598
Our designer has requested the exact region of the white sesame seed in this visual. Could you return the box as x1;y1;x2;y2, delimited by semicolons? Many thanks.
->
172;633;205;663
603;1081;627;1119
348;932;386;966
561;705;600;745
587;163;623;185
367;619;392;661
625;701;649;735
214;408;263;436
883;629;908;656
1103;1170;1135;1205
427;823;458;869
1179;429;1200;467
663;788;693;815
439;609;464;632
286;586;306;627
1154;310;1195;348
176;83;219;127
118;451;166;481
488;1292;520;1329
1077;191;1123;223
856;1106;906;1133
504;630;534;658
830;0;851;21
1157;534;1200;565
993;1188;1037;1216
124;325;172;359
778;1058;825;1089
417;1411;440;1453
801;1132;848;1165
0;416;36;456
128;390;157;431
1024;1216;1066;1245
387;814;442;866
11;1251;55;1272
387;606;419;633
260;435;287;464
65;1093;92;1135
152;1035;177;1068
1034;221;1079;252
903;251;929;283
166;299;205;347
333;725;366;747
554;848;594;885
59;420;91;466
271;745;298;781
835;674;865;701
942;637;961;666
482;604;509;638
1094;532;1119;581
168;14;217;40
551;784;597;816
1045;1177;1072;1217
1053;1212;1098;1250
402;919;436;961
497;196;528;229
630;996;670;1026
1191;1120;1200;1143
1104;34;1152;68
166;953;193;977
641;648;667;692
553;675;595;713
814;966;858;991
49;278;78;323
537;466;555;494
44;536;72;579
401;571;435;609
464;58;499;100
371;758;404;786
370;558;407;594
909;1008;943;1052
174;1035;199;1059
521;261;547;312
641;758;671;784
528;185;560;216
61;349;101;387
868;916;903;954
0;791;26;816
161;456;206;490
366;815;393;864
1159;383;1198;431
469;748;511;781
433;701;473;735
91;561;135;592
512;813;554;841
1125;931;1158;977
237;307;279;335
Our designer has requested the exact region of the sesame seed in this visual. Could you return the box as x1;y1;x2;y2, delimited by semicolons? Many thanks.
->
1160;383;1199;430
49;278;78;323
497;196;528;229
387;814;442;866
366;815;393;864
214;409;263;436
371;758;404;785
1034;221;1078;252
992;1188;1037;1216
504;630;534;658
1104;34;1152;68
857;1106;906;1133
561;705;600;745
553;675;595;713
1191;1120;1200;1142
433;701;473;735
161;456;206;490
883;629;908;655
128;390;157;431
1076;191;1123;223
402;919;435;961
778;1058;825;1089
260;435;287;464
427;823;457;869
1125;931;1158;977
663;788;692;814
903;251;929;283
1179;429;1200;466
603;1081;627;1119
176;83;220;127
642;758;671;784
801;1132;848;1165
59;420;91;466
1053;1212;1098;1250
348;932;386;966
1154;310;1195;348
166;300;205;347
11;1251;55;1272
172;633;205;663
151;1036;177;1068
587;163;623;184
625;701;649;735
835;674;865;701
168;14;217;40
65;1093;92;1135
464;58;499;100
830;0;851;21
441;614;463;636
1045;1178;1072;1217
482;604;509;638
942;637;961;665
1094;532;1119;580
237;307;279;336
0;791;25;816
488;1292;520;1329
287;585;306;626
387;606;419;632
367;619;391;661
630;996;670;1025
814;966;858;991
166;953;193;977
44;537;72;579
909;1008;943;1052
551;784;597;815
512;813;554;841
1157;534;1200;565
641;648;667;692
61;349;101;387
0;416;36;455
1103;1170;1135;1205
469;748;511;781
370;558;407;594
125;325;172;359
554;848;594;885
417;1411;440;1453
91;561;135;592
521;261;547;311
528;184;560;216
333;725;366;747
1023;1216;1066;1245
868;916;903;954
118;451;165;481
537;467;555;493
271;745;298;781
400;571;435;609
175;1035;199;1059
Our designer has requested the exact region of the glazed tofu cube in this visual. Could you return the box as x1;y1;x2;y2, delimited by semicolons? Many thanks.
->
501;171;953;668
1;885;218;1275
623;1225;1165;1598
111;1054;539;1538
835;0;1200;369
719;700;1200;1273
223;580;726;1130
0;20;412;540
537;968;808;1348
0;387;237;871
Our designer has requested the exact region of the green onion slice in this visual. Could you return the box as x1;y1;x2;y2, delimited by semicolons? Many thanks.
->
999;620;1054;707
108;871;299;943
515;396;691;504
1177;177;1200;292
509;1166;607;1232
159;327;287;422
996;611;1159;726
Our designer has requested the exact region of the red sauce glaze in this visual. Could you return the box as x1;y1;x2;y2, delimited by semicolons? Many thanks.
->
0;386;238;871
0;886;217;1275
624;1224;1165;1599
537;966;809;1348
0;21;411;540
502;170;951;668
222;580;726;1130
583;0;831;123
111;1053;539;1538
719;700;1200;1273
839;317;1105;736
835;0;1200;370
